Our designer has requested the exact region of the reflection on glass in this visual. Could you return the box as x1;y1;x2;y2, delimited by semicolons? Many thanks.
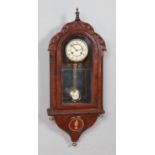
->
62;67;91;104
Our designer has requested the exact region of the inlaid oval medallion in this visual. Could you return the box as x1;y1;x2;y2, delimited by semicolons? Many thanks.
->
68;116;84;132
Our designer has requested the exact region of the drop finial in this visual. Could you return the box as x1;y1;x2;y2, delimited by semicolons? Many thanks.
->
75;8;80;21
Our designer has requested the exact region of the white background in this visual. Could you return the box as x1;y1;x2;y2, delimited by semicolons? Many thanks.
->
0;0;155;155
38;0;115;155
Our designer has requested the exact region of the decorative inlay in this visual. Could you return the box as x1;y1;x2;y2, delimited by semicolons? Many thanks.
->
68;116;84;132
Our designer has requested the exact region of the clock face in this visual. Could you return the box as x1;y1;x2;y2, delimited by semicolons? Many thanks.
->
65;39;88;62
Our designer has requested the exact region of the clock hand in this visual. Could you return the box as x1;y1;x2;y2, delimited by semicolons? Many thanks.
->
71;45;78;51
71;44;83;52
77;46;83;52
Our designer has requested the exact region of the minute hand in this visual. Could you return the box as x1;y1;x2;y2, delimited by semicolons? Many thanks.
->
72;45;83;52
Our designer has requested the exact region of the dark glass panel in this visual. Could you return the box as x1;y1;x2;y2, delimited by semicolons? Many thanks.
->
62;68;91;103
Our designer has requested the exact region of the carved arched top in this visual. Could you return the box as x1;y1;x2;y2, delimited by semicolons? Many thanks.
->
61;21;95;34
48;20;106;55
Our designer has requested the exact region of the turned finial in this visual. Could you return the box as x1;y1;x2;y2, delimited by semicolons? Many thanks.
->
72;142;77;146
75;8;80;21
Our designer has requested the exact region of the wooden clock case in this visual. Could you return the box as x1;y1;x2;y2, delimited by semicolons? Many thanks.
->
47;9;106;144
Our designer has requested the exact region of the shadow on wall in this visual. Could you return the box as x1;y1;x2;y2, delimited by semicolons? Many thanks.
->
38;14;71;144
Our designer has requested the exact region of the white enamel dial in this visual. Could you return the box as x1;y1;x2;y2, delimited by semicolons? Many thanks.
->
65;39;88;62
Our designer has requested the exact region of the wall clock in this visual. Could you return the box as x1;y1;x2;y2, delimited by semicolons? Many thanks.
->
47;9;106;146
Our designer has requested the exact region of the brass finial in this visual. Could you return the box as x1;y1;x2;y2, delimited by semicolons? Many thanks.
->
72;142;77;146
75;8;80;21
